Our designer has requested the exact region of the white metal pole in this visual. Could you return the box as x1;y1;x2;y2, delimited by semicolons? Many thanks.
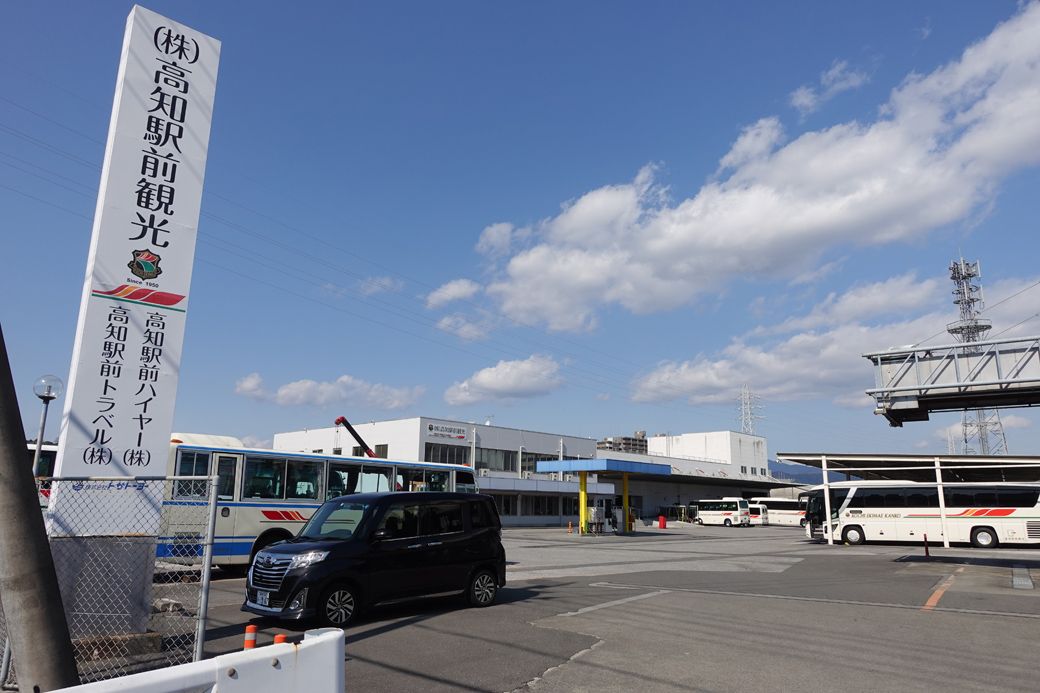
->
559;438;564;460
935;457;951;549
194;475;220;661
470;428;476;467
822;455;833;546
518;445;524;479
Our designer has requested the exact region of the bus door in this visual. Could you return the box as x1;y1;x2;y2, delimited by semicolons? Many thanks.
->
211;452;241;559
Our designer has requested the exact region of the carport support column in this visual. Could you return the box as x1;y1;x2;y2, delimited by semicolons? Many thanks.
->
622;473;630;534
822;455;833;545
579;471;588;535
935;456;950;549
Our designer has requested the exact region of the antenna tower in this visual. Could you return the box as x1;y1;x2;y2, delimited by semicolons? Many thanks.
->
738;384;763;435
946;258;1008;455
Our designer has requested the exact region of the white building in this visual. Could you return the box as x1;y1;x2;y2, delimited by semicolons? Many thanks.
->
273;417;613;527
647;431;768;477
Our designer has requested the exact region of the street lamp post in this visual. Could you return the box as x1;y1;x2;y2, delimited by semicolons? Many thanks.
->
31;375;63;477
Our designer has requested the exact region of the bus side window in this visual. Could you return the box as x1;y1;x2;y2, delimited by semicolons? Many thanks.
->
328;462;361;499
244;457;286;499
360;465;392;492
286;460;323;500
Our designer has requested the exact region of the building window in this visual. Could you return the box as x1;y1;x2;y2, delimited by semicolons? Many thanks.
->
332;447;342;455
489;494;517;516
521;495;559;516
760;468;767;476
375;444;388;459
750;467;757;475
474;447;517;473
312;449;323;453
741;465;747;474
562;496;580;515
425;443;470;466
352;446;364;457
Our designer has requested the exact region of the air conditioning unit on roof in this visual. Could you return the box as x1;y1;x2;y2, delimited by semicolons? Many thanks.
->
478;468;489;477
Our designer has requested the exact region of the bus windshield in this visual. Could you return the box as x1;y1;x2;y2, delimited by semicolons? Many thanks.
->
298;499;372;541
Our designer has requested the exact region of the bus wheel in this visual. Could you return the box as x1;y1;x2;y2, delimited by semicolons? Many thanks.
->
971;527;998;549
842;526;865;545
723;519;732;527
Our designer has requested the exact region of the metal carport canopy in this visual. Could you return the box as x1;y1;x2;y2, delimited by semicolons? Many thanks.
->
777;452;1040;484
536;458;671;534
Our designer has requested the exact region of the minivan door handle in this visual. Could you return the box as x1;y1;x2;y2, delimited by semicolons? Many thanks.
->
406;543;423;549
426;541;443;547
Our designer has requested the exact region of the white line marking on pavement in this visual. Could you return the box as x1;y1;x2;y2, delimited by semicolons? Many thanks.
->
594;581;1040;620
561;589;671;617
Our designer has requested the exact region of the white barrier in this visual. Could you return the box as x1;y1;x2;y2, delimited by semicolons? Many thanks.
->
52;628;345;693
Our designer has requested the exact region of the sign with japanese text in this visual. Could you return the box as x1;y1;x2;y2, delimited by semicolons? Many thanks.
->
52;6;219;533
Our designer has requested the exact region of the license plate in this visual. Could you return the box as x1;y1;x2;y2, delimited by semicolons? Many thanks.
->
256;590;270;607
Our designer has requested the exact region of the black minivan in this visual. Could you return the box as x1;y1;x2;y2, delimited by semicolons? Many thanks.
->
241;492;506;626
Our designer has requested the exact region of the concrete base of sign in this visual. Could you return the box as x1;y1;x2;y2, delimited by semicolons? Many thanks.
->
50;537;157;637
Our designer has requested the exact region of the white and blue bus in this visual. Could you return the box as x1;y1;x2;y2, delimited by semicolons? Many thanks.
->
31;436;478;566
167;434;479;566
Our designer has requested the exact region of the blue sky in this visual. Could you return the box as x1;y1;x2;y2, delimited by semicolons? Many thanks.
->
4;1;1040;458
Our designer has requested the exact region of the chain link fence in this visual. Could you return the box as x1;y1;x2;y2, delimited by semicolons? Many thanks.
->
1;476;217;689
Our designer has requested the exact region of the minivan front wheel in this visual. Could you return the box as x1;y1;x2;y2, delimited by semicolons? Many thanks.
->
468;569;498;607
320;585;358;627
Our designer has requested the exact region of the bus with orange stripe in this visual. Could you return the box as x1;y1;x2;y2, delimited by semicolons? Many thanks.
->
167;434;478;567
804;480;1040;548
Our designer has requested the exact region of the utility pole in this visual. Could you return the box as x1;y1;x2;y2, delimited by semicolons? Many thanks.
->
0;323;79;690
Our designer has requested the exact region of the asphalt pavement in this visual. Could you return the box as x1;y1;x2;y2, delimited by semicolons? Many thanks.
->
203;524;1040;692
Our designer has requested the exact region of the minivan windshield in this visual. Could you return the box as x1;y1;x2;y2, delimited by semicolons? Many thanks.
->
298;499;371;541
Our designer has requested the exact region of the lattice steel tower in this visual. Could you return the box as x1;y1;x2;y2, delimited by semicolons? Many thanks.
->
738;384;763;435
947;258;1008;455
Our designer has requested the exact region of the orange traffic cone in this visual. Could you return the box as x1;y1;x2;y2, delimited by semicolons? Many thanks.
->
243;624;257;649
273;634;287;644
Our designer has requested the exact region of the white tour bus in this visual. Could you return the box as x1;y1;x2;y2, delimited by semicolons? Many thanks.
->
748;504;769;526
164;434;478;566
803;480;1040;548
694;497;751;527
749;496;806;527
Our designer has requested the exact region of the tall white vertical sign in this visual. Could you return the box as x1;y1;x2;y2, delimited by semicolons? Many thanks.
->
53;6;219;533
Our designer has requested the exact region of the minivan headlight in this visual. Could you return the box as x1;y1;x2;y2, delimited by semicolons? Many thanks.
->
289;550;329;570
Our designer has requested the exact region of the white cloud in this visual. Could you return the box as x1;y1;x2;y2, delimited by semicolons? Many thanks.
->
359;276;404;296
241;435;272;449
476;223;515;258
426;278;481;309
759;273;944;335
235;372;267;399
234;373;423;410
631;272;1040;407
444;355;563;405
790;59;870;116
717;117;784;172
1001;414;1033;430
484;4;1040;332
437;314;490;341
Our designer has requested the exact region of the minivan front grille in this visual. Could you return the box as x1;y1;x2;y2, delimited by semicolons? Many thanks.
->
251;554;292;590
1027;521;1040;539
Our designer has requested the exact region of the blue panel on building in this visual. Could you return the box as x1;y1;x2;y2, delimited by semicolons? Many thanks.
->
536;458;671;476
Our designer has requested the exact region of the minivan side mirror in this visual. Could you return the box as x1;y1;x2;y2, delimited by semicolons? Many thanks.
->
371;528;390;542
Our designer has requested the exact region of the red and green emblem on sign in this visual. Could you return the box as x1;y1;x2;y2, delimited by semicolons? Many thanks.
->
128;249;163;280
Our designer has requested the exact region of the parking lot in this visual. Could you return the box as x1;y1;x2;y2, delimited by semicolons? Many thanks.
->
203;524;1040;692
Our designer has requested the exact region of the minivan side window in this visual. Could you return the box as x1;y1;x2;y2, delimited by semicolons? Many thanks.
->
470;500;498;529
378;504;419;539
420;502;464;535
